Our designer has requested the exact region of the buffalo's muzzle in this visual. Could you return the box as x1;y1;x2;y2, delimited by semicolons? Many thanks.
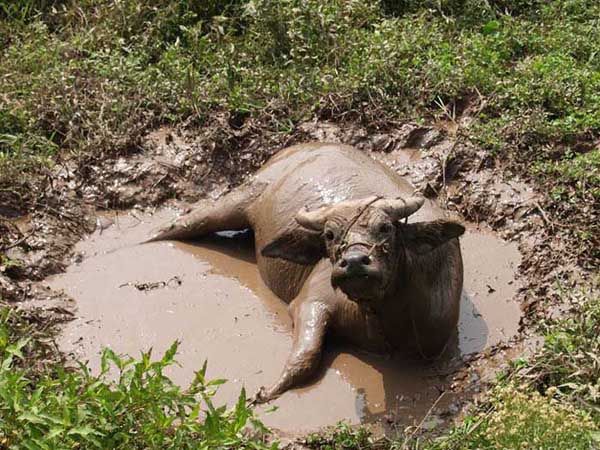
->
339;251;372;274
331;250;382;300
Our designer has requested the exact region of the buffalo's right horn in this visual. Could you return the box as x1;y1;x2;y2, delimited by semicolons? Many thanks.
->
377;196;425;220
295;205;331;231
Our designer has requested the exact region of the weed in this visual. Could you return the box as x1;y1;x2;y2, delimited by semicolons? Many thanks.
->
0;307;275;449
425;385;596;450
2;0;599;196
535;287;600;407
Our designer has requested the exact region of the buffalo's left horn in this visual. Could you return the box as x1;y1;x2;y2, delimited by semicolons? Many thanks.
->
295;205;331;231
377;196;425;220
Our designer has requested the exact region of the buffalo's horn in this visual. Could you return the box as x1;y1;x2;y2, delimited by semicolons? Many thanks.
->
295;205;330;231
295;196;379;231
377;196;425;220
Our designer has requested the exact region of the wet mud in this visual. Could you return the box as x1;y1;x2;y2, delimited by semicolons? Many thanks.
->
50;207;521;434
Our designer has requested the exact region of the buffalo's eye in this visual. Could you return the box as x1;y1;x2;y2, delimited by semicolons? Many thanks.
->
378;223;392;234
324;229;335;241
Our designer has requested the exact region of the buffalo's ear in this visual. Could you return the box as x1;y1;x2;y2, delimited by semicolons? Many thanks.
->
399;220;465;255
261;222;326;265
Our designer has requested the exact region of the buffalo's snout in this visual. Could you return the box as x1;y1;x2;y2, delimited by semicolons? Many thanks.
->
331;249;383;301
339;251;372;274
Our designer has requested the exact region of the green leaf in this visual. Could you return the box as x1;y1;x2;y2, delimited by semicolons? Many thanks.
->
100;347;122;373
18;411;47;425
233;387;249;432
161;340;180;365
0;326;8;349
6;338;30;360
46;427;64;440
36;413;63;426
67;425;97;437
482;20;500;35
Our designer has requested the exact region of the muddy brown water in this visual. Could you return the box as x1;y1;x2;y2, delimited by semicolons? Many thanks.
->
49;209;521;434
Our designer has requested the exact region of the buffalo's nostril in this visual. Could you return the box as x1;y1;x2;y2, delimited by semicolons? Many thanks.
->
340;253;371;271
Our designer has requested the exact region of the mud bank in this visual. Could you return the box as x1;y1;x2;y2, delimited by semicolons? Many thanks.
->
49;208;521;434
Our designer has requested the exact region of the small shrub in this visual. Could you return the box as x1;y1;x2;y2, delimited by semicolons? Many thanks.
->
424;385;596;450
537;290;600;405
469;386;596;450
0;307;276;449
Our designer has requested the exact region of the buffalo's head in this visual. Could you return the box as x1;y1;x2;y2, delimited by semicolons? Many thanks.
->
261;195;464;303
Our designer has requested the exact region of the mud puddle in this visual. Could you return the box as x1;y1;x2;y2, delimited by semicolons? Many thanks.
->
49;209;521;434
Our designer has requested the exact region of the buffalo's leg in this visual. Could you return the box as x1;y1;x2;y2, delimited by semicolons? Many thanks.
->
147;182;265;242
331;299;390;354
253;299;331;403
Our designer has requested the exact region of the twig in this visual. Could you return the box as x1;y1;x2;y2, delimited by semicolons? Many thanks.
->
127;212;143;228
1;225;37;252
33;201;80;223
119;276;182;292
445;409;491;450
0;187;23;200
441;153;448;210
404;391;447;448
151;173;169;190
534;201;557;231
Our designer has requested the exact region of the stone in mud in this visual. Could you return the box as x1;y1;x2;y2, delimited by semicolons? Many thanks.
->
0;273;23;302
397;124;445;149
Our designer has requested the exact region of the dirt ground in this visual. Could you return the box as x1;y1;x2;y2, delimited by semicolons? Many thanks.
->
0;117;585;438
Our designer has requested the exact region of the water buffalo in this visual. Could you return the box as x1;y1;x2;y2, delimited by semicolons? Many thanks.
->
149;143;464;403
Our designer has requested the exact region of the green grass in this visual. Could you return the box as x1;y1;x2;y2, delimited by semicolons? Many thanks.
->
426;386;597;450
534;286;599;409
424;289;599;450
1;1;599;202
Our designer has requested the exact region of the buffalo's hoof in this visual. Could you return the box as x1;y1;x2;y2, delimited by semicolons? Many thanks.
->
248;386;272;405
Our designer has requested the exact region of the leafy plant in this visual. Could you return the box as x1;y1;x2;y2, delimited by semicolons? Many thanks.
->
0;308;276;449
